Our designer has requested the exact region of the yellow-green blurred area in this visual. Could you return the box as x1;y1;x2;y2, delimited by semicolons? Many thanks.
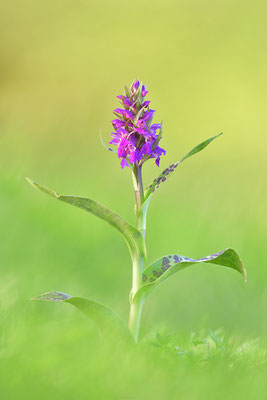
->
0;0;266;398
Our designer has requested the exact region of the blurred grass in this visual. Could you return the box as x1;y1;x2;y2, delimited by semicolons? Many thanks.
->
0;0;267;398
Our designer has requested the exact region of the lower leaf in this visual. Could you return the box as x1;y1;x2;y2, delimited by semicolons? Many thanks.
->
32;291;134;344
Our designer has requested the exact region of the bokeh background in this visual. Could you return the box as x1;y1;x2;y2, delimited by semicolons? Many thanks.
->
1;0;266;398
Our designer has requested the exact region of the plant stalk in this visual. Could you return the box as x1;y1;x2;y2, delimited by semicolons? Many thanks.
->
128;164;147;342
132;164;144;214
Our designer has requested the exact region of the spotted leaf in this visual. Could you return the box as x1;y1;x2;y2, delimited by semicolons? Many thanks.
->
32;291;134;344
26;178;146;260
145;132;222;199
133;248;246;303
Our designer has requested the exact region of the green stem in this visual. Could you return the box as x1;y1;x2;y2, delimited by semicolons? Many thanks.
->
132;164;144;214
128;164;147;343
128;296;144;342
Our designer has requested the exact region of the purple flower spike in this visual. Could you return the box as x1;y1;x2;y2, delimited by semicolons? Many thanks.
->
110;80;166;169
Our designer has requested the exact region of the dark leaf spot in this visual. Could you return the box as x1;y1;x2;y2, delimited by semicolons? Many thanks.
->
162;257;170;266
161;264;170;272
173;255;180;263
142;274;148;282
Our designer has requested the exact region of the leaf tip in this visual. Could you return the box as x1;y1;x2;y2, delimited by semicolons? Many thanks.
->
26;178;59;198
31;291;72;302
217;132;223;139
26;177;36;187
227;248;247;283
242;264;247;284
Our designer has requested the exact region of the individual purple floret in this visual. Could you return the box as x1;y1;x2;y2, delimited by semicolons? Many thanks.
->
110;80;166;169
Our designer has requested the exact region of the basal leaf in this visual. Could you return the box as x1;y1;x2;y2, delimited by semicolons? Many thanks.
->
32;291;134;343
133;248;246;302
26;178;146;260
145;133;222;199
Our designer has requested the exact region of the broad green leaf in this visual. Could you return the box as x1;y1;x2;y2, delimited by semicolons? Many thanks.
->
26;178;146;260
144;133;222;200
32;291;134;344
133;248;246;303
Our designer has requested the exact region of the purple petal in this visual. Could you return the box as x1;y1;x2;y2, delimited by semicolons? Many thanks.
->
116;127;128;136
114;108;124;114
142;100;150;108
135;126;147;136
150;123;161;131
142;85;148;97
112;119;125;128
128;151;136;163
141;142;152;155
123;98;133;107
123;110;134;119
143;109;155;122
109;138;120;145
120;158;130;169
132;80;140;90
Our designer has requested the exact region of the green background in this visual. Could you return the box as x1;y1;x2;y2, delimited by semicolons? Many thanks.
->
1;0;266;398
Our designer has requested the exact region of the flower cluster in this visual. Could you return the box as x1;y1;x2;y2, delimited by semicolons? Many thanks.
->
110;80;166;169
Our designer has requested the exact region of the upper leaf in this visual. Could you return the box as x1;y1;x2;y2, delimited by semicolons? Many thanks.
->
133;248;246;303
26;178;146;260
144;133;222;200
32;291;134;344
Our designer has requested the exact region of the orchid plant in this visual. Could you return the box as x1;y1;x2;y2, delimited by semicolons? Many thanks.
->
27;80;246;344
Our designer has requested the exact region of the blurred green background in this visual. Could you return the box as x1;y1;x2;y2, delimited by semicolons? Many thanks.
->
1;0;266;398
